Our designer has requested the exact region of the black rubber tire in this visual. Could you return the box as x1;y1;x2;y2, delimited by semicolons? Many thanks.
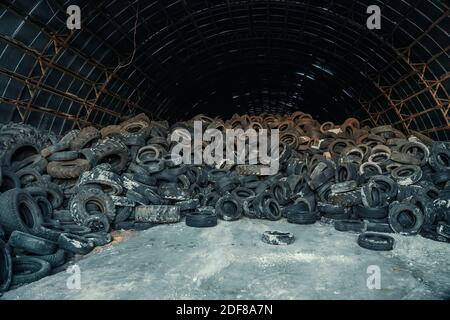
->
0;188;44;235
216;176;240;195
231;187;255;201
0;239;12;292
31;249;66;268
134;205;181;224
57;233;94;255
84;214;110;233
335;162;358;182
81;137;128;173
429;143;450;171
158;184;191;201
391;165;423;186
317;202;347;215
185;212;218;228
420;225;450;243
52;209;75;223
330;189;363;207
366;222;394;234
70;126;100;151
215;196;243;221
361;182;388;208
357;233;394;251
430;170;450;185
353;204;388;219
47;151;79;162
84;232;112;246
270;179;292;206
203;191;221;207
113;221;135;230
61;224;92;236
69;187;115;224
334;220;365;233
26;182;64;209
388;202;424;236
11;256;51;287
287;212;317;225
176;199;200;211
7;231;57;255
34;196;53;220
261;231;295;245
368;175;398;201
0;169;21;193
330;181;358;194
114;206;133;223
263;198;282;221
16;168;42;187
126;189;149;205
437;222;450;239
408;195;437;228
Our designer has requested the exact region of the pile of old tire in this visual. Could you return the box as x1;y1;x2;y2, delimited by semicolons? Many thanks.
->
1;112;450;294
0;124;112;294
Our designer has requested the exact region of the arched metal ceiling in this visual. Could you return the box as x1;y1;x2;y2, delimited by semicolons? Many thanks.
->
0;0;448;140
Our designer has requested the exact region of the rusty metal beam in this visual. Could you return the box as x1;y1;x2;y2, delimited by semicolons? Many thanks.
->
0;67;121;118
3;2;151;124
0;34;146;116
0;96;99;127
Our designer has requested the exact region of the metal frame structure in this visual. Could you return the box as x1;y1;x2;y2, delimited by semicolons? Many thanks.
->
0;0;448;140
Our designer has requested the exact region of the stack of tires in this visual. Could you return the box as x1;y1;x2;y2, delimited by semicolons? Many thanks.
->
1;111;450;295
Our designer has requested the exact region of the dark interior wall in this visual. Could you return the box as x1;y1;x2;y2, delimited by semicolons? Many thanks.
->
0;0;448;139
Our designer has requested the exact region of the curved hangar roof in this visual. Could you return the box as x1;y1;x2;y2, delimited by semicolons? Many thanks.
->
0;0;448;140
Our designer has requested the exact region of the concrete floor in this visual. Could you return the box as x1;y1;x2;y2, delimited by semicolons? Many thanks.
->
3;218;450;300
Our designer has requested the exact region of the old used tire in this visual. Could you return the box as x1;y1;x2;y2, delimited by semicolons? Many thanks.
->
47;151;79;162
70;126;100;151
70;188;115;225
429;143;450;171
437;222;450;239
34;196;53;220
263;198;282;221
0;239;12;292
114;206;133;223
215;196;243;221
8;231;57;255
388;202;424;236
357;233;394;251
330;189;363;207
84;214;111;233
57;233;94;255
0;189;44;235
135;205;181;224
287;211;317;225
84;232;112;247
185;212;218;228
47;159;91;179
61;224;92;235
81;137;128;172
334;220;365;233
391;165;422;186
353;205;388;219
261;231;295;245
366;222;394;233
11;256;51;287
32;249;66;268
26;182;64;209
0;169;21;192
52;209;75;223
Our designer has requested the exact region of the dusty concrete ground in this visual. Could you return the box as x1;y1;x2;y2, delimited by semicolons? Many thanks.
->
3;218;450;300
